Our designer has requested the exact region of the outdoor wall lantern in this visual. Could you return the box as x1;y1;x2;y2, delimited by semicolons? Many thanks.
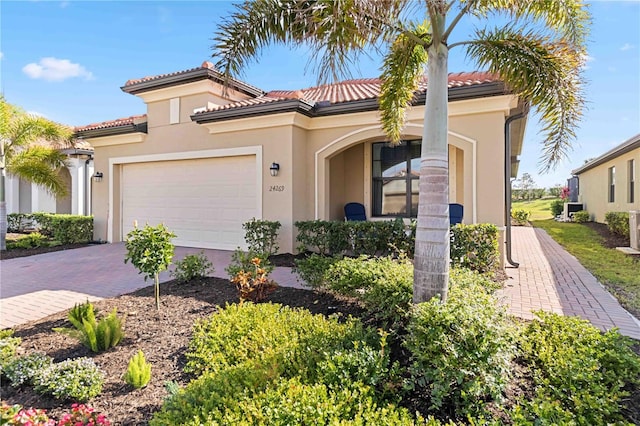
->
93;172;104;182
269;162;280;177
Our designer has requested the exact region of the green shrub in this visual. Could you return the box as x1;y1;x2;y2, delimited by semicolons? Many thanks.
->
449;224;499;273
514;312;640;425
0;330;21;372
123;350;152;389
550;199;564;217
604;211;630;237
184;303;381;383
295;220;351;256
54;301;124;353
293;254;341;289
3;353;53;386
7;213;29;233
29;212;93;243
125;223;176;310
6;232;49;250
34;357;104;401
405;282;516;418
171;251;214;282
449;267;502;293
572;210;590;223
243;218;281;256
326;255;413;331
511;208;531;225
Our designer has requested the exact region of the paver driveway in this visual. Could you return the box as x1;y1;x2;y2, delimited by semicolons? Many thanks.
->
0;243;302;329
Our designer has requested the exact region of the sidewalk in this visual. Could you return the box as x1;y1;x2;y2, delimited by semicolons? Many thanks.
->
499;226;640;340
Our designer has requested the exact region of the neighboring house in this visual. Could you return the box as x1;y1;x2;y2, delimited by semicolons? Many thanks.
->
75;61;528;254
571;134;639;222
5;139;94;216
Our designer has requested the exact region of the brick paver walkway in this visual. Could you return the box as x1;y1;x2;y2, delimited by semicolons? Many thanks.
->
499;226;640;340
2;229;640;340
0;244;303;329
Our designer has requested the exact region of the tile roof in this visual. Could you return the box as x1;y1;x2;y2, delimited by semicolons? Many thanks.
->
124;61;216;87
199;71;499;113
75;115;147;132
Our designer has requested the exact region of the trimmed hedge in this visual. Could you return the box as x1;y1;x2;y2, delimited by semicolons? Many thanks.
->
7;212;93;244
449;224;499;273
604;211;630;237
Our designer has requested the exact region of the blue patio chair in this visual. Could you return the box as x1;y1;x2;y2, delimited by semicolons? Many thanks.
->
449;203;464;225
344;202;367;221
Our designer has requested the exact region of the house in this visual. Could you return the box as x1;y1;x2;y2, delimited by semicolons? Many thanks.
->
5;139;94;216
571;134;639;222
75;61;528;255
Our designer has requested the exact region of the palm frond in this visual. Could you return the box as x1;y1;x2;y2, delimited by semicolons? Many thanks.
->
463;0;590;45
467;26;585;171
212;0;405;84
6;146;70;196
379;25;430;144
8;114;72;151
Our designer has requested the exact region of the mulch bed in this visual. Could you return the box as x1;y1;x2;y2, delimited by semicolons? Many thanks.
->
1;278;363;425
1;243;96;260
583;221;632;250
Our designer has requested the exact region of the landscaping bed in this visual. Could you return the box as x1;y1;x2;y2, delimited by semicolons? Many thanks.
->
1;278;363;425
1;233;95;260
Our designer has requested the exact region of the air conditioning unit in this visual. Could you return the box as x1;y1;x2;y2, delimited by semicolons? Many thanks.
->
630;211;640;250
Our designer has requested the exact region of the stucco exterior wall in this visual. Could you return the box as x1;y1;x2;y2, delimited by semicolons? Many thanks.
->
576;147;640;222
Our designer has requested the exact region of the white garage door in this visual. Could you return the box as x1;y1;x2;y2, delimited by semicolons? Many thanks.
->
121;155;257;250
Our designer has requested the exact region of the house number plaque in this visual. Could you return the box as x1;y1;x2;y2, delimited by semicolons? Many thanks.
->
269;185;285;192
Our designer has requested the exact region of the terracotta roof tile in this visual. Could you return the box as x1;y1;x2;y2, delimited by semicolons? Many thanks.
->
124;61;215;87
75;114;147;132
198;71;499;114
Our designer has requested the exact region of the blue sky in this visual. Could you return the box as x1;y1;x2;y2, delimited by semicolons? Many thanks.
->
2;1;639;188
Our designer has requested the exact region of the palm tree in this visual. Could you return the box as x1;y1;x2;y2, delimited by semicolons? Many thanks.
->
0;97;73;250
211;0;589;302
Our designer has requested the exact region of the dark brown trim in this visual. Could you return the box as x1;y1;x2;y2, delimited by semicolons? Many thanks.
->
572;134;640;175
121;68;265;98
75;122;148;139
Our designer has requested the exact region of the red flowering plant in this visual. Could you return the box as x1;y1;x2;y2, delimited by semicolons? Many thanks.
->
56;404;110;426
1;403;55;426
560;186;570;201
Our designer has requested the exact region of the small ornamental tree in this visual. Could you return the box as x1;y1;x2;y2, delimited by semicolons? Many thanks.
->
124;223;176;310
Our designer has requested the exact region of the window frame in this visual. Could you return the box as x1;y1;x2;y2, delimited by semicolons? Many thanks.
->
608;166;616;203
371;140;421;218
629;159;635;203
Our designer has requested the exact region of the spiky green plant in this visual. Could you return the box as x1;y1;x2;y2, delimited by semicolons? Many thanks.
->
54;301;124;353
123;350;152;389
211;0;590;303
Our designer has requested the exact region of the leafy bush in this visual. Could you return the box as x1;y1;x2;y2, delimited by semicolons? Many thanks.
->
293;253;340;289
604;211;630;237
449;267;502;294
6;232;49;250
449;224;499;273
3;353;53;386
123;350;152;389
34;357;104;401
1;403;54;425
572;210;590;223
511;208;531;225
514;312;640;425
295;220;351;255
405;281;516;418
550;199;564;217
225;248;273;279
28;213;93;244
0;329;21;372
230;257;278;303
7;213;29;233
124;223;175;310
185;303;380;381
170;251;214;282
326;255;413;330
243;218;281;256
57;403;111;426
54;301;124;353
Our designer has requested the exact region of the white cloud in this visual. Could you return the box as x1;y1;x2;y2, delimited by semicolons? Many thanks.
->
27;110;49;118
620;43;635;51
22;57;93;82
0;51;3;60
580;53;594;70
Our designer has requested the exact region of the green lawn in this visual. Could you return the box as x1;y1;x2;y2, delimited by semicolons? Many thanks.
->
511;198;559;221
533;219;640;319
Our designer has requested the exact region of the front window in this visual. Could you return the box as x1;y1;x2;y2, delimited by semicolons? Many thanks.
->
372;140;421;217
608;166;615;203
629;159;635;203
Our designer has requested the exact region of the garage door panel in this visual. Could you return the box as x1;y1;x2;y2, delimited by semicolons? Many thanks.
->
122;156;257;250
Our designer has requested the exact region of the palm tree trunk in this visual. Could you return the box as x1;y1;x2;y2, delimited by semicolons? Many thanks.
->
413;42;450;303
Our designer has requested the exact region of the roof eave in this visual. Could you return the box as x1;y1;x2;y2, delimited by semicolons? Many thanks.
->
572;133;640;175
191;99;316;123
121;68;265;98
75;122;148;139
